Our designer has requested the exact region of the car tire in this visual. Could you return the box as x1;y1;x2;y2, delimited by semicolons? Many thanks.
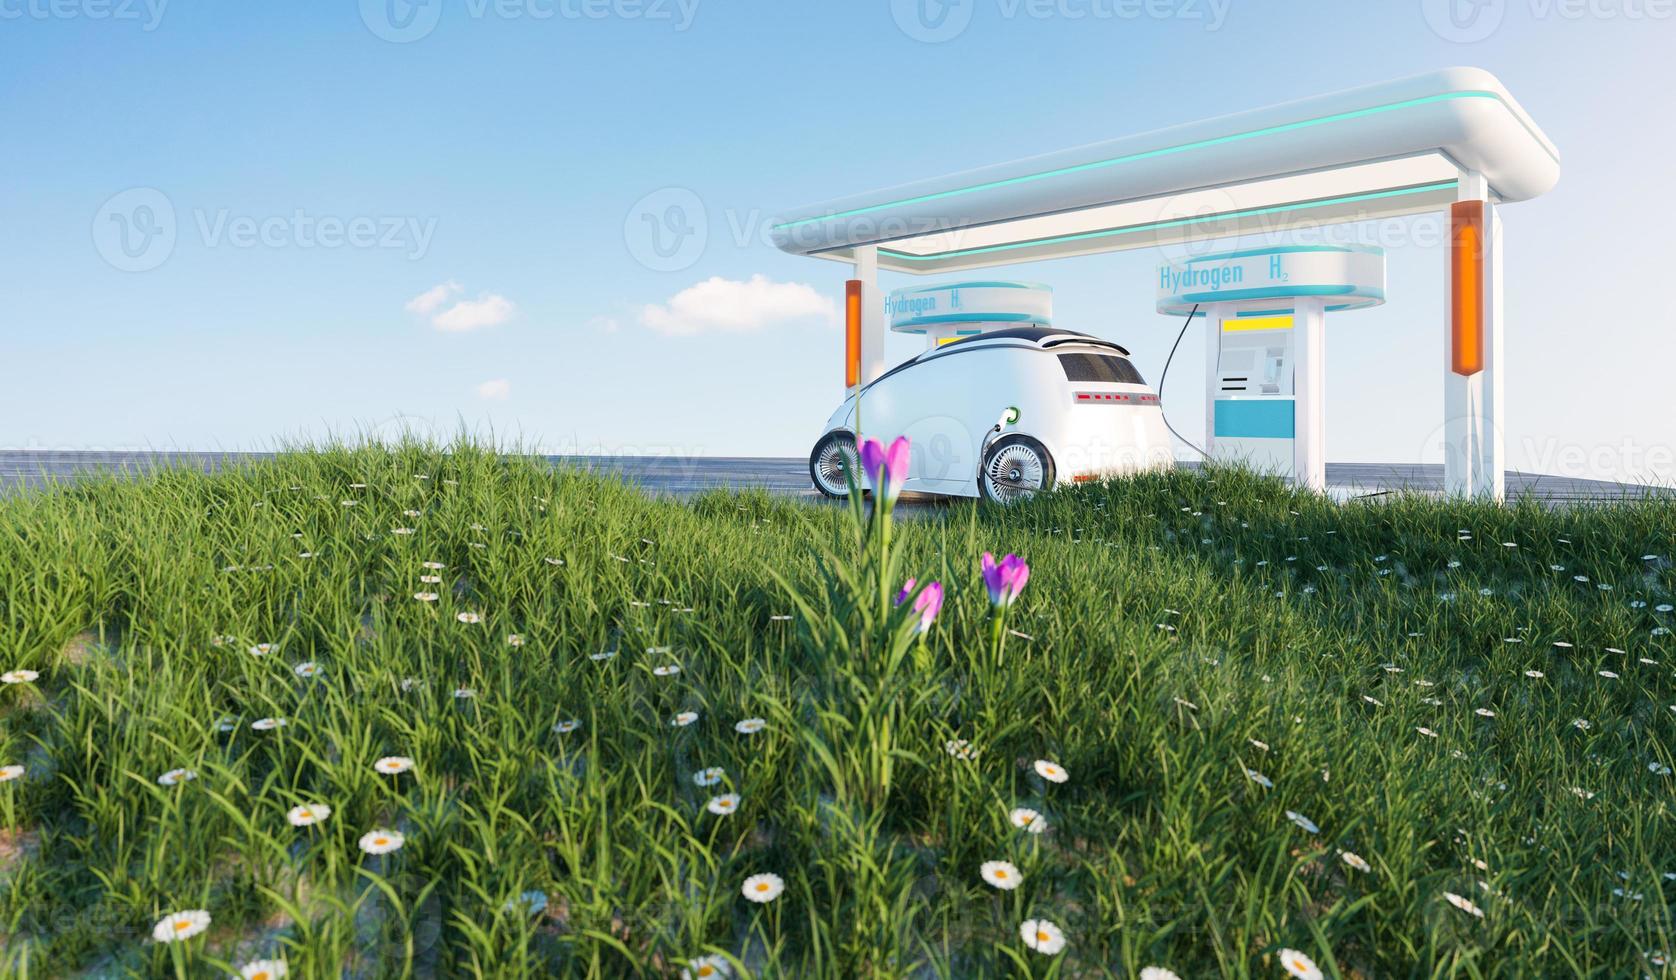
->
809;430;859;499
979;434;1055;504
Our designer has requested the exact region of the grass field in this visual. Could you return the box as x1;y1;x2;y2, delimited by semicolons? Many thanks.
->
0;442;1673;978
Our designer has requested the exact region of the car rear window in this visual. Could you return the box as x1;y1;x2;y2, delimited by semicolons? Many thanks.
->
1058;352;1145;385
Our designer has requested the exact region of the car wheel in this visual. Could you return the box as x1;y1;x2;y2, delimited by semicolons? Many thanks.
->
809;430;859;499
980;435;1055;504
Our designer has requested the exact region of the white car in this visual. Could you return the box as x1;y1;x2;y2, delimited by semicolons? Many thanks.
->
808;326;1175;502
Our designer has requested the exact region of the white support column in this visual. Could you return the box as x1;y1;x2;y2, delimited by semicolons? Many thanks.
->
1292;297;1327;492
1203;307;1221;459
1444;171;1506;500
852;245;886;387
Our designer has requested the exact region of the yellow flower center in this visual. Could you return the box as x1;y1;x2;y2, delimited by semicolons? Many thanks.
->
755;883;769;892
1289;958;1307;971
1036;931;1050;943
253;972;271;980
697;968;714;978
173;919;192;932
994;869;1008;879
375;837;389;846
299;809;312;819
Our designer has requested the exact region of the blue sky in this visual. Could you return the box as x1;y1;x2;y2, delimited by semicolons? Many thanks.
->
3;0;1673;484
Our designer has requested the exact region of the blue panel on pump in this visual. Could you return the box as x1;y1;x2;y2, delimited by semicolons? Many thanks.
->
1215;400;1295;439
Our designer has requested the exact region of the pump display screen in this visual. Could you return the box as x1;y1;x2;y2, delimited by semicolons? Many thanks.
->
1058;353;1146;385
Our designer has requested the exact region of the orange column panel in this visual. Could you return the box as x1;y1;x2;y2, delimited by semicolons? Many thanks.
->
845;280;862;389
1450;200;1485;376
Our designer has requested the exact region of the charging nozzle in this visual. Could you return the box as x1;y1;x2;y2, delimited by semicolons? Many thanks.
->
996;406;1020;431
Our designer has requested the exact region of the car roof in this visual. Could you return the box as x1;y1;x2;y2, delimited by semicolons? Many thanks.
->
928;326;1131;357
858;327;1134;394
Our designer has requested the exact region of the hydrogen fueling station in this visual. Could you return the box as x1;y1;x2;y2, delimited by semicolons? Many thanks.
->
772;67;1559;502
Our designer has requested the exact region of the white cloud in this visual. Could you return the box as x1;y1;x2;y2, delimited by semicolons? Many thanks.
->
638;275;837;337
586;315;621;333
476;378;511;401
405;280;461;316
433;293;516;332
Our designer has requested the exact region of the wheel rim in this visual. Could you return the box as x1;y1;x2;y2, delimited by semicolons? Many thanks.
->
815;440;856;495
984;443;1046;503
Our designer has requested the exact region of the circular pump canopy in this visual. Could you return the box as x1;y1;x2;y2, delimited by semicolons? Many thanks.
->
888;281;1052;345
1156;245;1385;315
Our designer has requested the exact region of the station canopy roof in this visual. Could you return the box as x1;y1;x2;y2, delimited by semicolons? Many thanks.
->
771;67;1558;276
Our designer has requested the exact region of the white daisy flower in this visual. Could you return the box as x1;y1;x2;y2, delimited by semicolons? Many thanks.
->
1008;807;1047;833
251;717;287;731
544;557;565;566
553;719;581;734
741;872;784;903
944;739;978;760
414;592;439;602
1570;786;1595;800
1140;970;1181;980
1571;718;1591;731
157;768;196;787
706;793;740;815
1019;918;1066;955
1444;891;1485;918
1475;708;1497;717
456;612;482;624
1278;948;1323;980
1416;727;1438;738
358;829;405;855
422;561;446;570
693;767;725;787
374;756;414;775
1648;762;1672;776
248;644;274;657
1285;810;1319;834
1340;850;1371;873
1244;767;1274;789
1524;670;1545;679
152;909;211;943
1598;670;1619;679
589;650;616;661
392;528;415;536
293;661;321;678
681;955;731;980
734;718;766;734
652;665;681;677
419;574;441;584
0;764;21;782
506;634;525;647
980;860;1022;890
286;803;331;826
238;959;287;980
453;687;475;700
671;711;699;727
1033;759;1069;783
1;669;39;684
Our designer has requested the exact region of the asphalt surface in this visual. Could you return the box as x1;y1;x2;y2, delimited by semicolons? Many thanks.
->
0;451;1667;503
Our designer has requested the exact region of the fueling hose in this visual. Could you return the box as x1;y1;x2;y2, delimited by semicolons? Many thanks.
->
1157;303;1209;459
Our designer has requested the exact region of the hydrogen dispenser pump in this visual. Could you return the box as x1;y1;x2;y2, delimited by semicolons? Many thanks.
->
1156;246;1387;490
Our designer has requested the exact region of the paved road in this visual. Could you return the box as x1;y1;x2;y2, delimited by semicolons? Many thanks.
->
0;451;1667;503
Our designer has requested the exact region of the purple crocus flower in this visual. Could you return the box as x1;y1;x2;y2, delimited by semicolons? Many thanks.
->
895;578;916;607
913;581;944;632
859;436;911;502
980;552;1030;607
